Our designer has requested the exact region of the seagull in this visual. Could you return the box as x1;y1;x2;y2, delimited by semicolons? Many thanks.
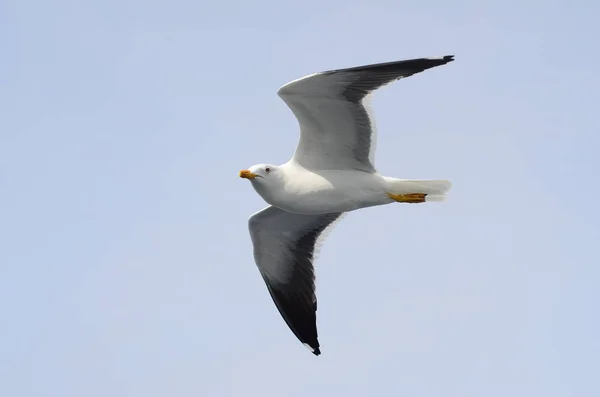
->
239;55;454;356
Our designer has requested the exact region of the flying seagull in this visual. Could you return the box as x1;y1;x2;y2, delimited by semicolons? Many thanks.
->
239;55;454;355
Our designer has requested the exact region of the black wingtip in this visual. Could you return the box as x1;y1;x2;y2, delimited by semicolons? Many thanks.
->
302;341;321;356
432;55;454;65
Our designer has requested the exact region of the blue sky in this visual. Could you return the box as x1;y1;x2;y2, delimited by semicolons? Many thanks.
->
1;0;599;395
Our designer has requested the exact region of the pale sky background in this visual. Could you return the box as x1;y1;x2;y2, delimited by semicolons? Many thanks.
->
1;0;599;396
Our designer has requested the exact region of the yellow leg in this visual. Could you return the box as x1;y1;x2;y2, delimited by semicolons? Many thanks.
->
386;192;427;203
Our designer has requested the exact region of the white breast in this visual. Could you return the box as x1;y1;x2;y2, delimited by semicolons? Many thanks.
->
269;168;390;214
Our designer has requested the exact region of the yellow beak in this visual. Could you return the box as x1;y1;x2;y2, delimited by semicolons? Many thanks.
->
239;169;257;180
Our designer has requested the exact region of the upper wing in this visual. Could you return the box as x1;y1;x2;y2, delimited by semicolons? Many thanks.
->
248;206;345;355
278;55;455;172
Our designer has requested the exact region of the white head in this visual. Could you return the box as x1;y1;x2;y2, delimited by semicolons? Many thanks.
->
238;164;284;195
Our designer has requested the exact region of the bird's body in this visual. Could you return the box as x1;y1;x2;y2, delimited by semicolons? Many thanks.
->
239;55;455;356
249;163;391;214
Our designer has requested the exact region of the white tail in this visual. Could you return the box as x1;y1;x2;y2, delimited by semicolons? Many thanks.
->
384;177;452;202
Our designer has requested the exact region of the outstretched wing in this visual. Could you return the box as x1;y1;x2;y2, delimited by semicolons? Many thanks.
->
248;206;345;355
278;55;455;172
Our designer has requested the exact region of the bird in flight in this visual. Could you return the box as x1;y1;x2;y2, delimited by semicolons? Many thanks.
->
239;55;455;355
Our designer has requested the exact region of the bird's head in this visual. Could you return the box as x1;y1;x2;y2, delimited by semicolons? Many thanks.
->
239;164;281;186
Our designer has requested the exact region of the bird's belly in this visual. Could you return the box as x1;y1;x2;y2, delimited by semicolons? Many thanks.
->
272;172;390;214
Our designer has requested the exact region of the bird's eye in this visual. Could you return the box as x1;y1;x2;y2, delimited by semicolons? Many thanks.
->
265;167;271;174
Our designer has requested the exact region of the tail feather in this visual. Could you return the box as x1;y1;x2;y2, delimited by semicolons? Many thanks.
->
384;177;452;202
